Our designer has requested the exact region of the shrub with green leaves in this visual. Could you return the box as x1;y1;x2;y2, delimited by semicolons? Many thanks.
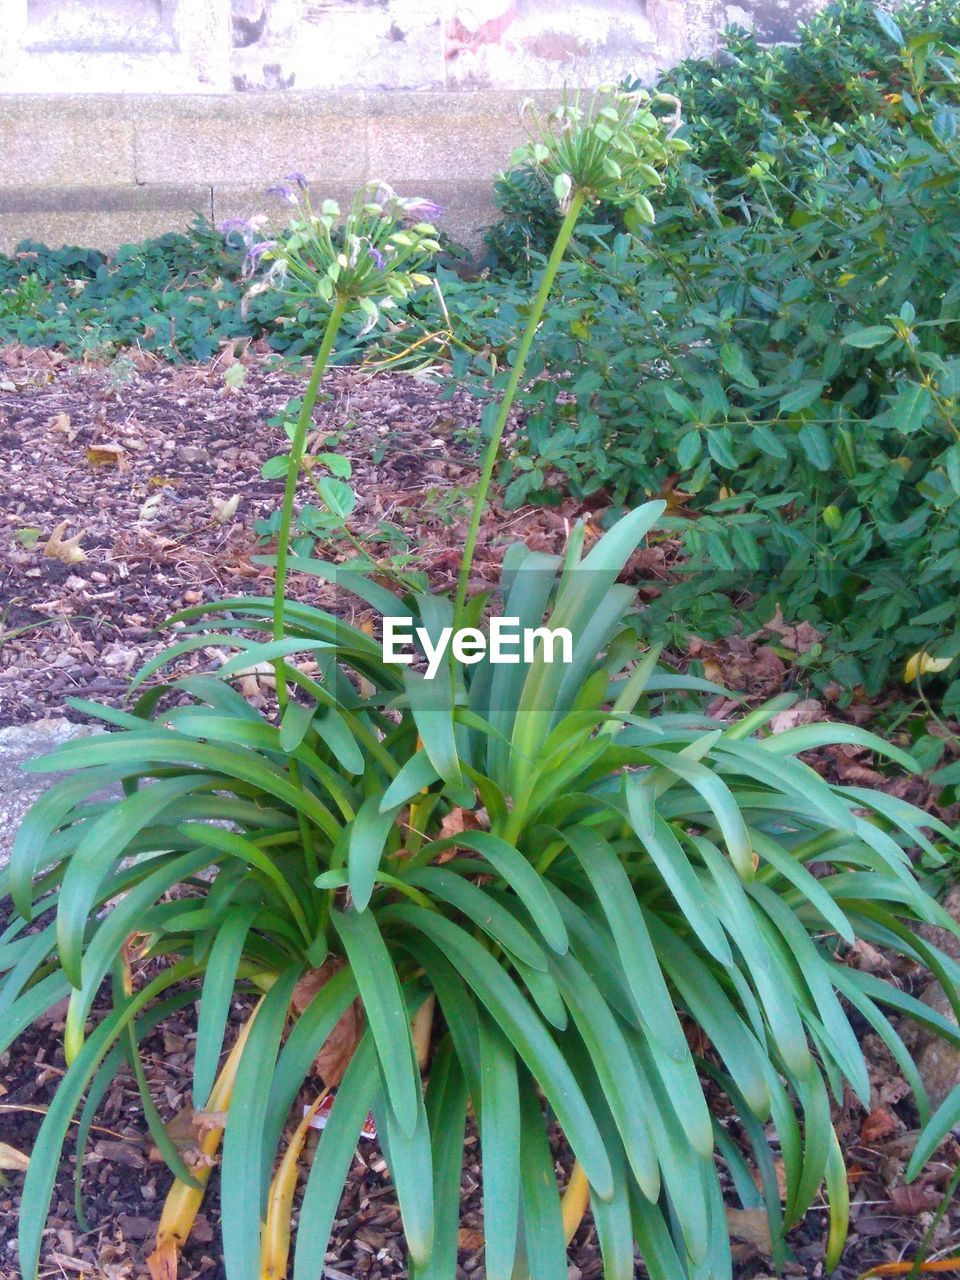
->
465;1;960;704
3;88;960;1280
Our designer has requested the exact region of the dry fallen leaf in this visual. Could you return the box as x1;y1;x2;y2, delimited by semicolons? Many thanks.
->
457;1228;485;1252
751;1157;788;1201
212;493;241;524
769;698;825;735
759;605;822;654
887;1181;941;1216
292;959;363;1086
725;1207;773;1256
86;442;128;470
861;1106;900;1144
47;411;77;439
42;520;86;564
0;1141;29;1171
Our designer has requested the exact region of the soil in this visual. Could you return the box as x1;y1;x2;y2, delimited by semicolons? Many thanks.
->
1;343;959;1278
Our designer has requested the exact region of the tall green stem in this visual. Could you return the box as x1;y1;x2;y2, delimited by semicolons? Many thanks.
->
273;294;349;655
453;192;586;624
271;294;348;897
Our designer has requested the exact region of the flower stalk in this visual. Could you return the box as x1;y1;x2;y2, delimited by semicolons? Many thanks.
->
454;190;586;622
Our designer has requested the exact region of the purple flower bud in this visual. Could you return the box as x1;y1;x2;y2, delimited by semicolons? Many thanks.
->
401;197;444;220
369;245;385;270
267;184;298;206
285;170;308;190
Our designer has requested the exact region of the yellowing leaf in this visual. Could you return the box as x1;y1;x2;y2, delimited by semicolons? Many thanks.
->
86;442;128;469
904;651;953;682
223;363;247;390
42;521;86;564
260;1090;329;1280
148;1001;262;1280
0;1142;29;1172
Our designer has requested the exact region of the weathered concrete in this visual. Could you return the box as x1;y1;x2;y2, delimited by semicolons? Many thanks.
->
0;97;135;188
0;720;103;867
0;89;553;250
0;193;215;259
131;93;368;186
365;90;552;182
0;0;831;251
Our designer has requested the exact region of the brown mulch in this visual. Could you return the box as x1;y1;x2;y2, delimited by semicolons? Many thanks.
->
0;344;476;725
0;343;611;728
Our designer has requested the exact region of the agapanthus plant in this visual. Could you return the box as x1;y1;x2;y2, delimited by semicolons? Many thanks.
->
3;90;960;1280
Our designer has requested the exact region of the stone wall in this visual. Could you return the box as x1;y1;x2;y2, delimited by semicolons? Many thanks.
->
0;0;823;251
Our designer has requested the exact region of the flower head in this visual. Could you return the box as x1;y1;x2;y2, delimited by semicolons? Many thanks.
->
512;87;689;226
285;170;308;190
219;217;249;236
239;177;439;316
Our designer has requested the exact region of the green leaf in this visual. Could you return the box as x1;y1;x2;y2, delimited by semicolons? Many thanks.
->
57;775;213;986
405;868;549;970
477;1013;521;1280
348;796;401;911
194;901;261;1109
279;699;316;752
381;750;439;810
373;1069;436;1268
563;827;693;1056
779;381;823;413
622;796;733;965
886;382;932;433
417;1036;468;1280
404;669;462;784
422;831;567;954
551;949;660;1198
750;424;788;459
294;1037;379;1280
797;422;833;471
907;1082;960;1179
382;904;613;1200
516;1071;568;1280
18;961;195;1280
315;476;356;519
332;908;421;1137
842;325;894;348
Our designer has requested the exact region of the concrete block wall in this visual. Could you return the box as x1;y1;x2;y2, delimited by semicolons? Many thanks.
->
0;90;567;250
0;0;825;253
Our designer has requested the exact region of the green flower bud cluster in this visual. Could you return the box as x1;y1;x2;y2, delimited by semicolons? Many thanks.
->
511;87;691;228
244;181;441;334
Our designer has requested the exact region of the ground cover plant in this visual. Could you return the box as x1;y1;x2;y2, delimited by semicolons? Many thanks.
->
2;87;960;1280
